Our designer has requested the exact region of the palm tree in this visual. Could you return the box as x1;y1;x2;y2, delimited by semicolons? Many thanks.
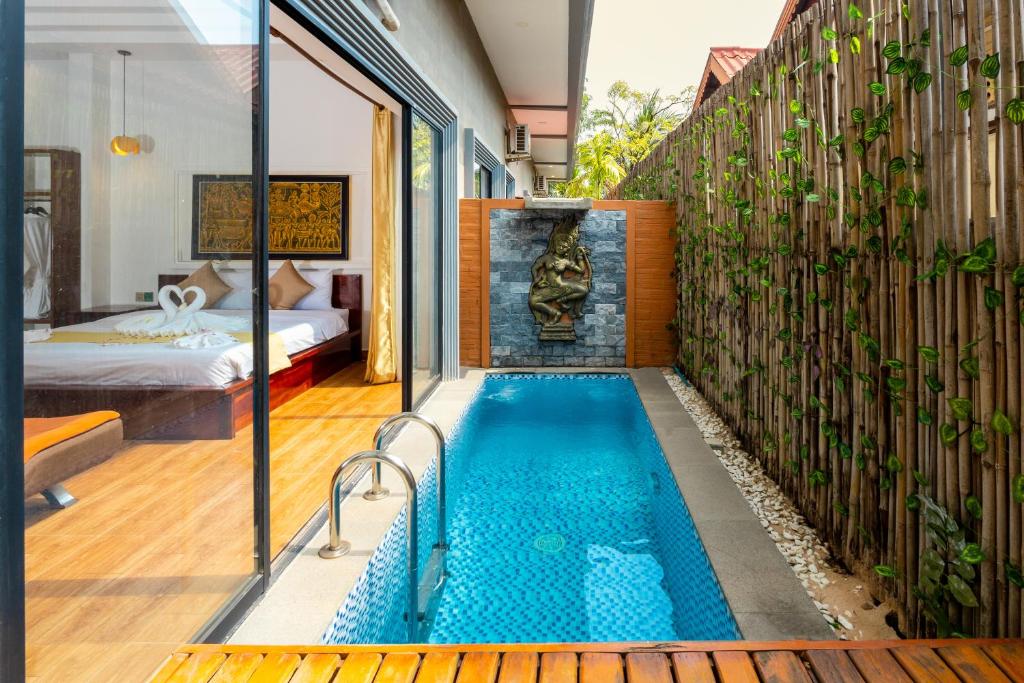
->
563;131;625;199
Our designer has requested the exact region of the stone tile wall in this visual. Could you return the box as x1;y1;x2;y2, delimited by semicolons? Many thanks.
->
489;209;626;367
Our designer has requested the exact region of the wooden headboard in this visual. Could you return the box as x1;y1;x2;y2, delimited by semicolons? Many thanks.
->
157;272;361;332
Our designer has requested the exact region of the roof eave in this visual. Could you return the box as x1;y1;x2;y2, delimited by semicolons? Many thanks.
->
564;0;594;179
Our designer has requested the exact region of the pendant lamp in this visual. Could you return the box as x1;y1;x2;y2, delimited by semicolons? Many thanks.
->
110;49;140;156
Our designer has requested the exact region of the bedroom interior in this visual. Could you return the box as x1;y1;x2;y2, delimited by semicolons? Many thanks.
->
18;2;432;680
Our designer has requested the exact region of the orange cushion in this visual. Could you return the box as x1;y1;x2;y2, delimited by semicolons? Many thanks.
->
24;411;121;462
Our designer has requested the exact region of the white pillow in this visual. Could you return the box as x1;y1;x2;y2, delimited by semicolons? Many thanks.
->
212;268;337;310
215;270;254;310
293;269;335;310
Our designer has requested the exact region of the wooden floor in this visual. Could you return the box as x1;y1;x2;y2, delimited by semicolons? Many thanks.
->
24;363;401;683
149;641;1024;683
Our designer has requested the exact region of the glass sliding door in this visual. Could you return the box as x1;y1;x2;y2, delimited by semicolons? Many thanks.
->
21;1;262;680
410;114;441;405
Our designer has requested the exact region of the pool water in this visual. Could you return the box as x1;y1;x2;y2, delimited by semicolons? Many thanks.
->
323;374;739;644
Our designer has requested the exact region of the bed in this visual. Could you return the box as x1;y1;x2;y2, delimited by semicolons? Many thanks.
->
24;273;361;440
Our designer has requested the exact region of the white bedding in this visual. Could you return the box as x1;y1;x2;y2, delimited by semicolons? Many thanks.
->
24;308;349;388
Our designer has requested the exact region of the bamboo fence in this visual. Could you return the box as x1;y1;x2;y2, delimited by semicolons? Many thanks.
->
614;0;1024;637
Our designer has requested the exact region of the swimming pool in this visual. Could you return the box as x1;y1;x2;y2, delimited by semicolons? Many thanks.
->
323;373;739;644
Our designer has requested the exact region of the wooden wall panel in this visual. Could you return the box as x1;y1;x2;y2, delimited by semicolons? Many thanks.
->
628;201;678;367
458;200;482;367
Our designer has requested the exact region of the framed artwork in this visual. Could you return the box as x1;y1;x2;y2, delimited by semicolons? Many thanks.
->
191;174;350;260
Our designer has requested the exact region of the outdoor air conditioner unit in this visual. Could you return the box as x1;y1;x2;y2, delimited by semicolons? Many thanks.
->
506;124;531;161
533;174;548;198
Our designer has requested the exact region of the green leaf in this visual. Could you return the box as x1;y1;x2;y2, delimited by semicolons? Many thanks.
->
851;107;866;123
913;72;933;94
975;237;997;262
992;409;1014;436
886;453;904;473
789;99;803;115
874;564;898;578
814;263;829;276
1012;266;1024;288
913;470;929;487
821;26;838;41
1006;561;1024;588
886;57;907;75
869;81;886;96
980;53;1000;79
906;494;920;511
947;397;973;421
848;4;864;20
882;41;902;60
947;574;979;607
917;406;933;425
940;423;958;447
965;495;983;519
985;287;1004;310
960;543;986;565
887;156;908;176
970;429;988;454
1015;473;1024;504
918;345;940;363
960;356;981;380
1007;99;1024;125
959;255;990;273
850;36;861;55
956;90;973;111
949;44;969;67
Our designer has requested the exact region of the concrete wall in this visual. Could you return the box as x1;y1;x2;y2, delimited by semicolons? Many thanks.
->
375;0;534;196
489;209;626;367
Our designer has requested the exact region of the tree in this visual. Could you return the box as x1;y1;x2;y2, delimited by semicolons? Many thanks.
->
559;80;694;198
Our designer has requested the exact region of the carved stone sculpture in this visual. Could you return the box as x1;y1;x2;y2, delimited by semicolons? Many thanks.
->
528;215;592;341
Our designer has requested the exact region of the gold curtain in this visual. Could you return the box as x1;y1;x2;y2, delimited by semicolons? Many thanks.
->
365;105;398;384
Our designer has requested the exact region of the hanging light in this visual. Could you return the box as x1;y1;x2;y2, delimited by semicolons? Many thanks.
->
110;49;140;156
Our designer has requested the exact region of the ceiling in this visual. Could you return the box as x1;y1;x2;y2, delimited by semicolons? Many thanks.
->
465;0;592;181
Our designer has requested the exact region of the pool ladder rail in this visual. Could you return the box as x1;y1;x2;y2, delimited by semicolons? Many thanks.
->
318;412;449;643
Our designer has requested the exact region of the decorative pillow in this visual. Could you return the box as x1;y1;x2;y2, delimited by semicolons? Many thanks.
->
213;270;253;310
178;261;231;308
293;269;335;310
269;260;314;310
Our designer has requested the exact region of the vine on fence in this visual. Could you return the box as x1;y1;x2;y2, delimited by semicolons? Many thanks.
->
615;0;1024;637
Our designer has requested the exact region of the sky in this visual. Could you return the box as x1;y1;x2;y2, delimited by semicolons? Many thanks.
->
585;0;789;110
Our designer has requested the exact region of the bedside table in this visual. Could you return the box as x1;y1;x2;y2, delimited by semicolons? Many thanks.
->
61;304;159;326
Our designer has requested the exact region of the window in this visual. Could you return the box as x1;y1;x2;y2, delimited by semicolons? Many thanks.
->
411;114;442;404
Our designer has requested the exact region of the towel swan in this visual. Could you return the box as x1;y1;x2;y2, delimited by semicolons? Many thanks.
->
115;285;247;337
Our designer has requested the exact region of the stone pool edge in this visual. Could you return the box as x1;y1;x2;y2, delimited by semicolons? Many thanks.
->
629;367;835;641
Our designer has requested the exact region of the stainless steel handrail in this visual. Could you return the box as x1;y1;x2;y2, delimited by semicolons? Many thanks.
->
367;412;448;550
318;449;418;643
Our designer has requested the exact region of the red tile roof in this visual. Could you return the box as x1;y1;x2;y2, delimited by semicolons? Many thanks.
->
694;47;762;107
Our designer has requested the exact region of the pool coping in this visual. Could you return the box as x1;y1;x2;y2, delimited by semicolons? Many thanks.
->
628;367;834;640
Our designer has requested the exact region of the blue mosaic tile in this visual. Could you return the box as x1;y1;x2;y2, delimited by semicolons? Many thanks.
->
323;374;740;645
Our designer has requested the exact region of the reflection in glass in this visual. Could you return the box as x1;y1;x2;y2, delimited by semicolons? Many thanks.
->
21;2;258;679
411;115;441;404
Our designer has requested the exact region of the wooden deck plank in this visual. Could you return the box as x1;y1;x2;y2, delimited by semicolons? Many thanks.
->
624;653;672;683
147;653;190;683
579;653;623;683
982;643;1024;683
249;652;302;683
166;652;227;683
669;652;714;683
415;652;461;683
539;652;577;683
209;653;264;682
375;653;423;683
752;651;813;683
936;644;1011;682
847;649;913;683
456;652;501;683
497;652;539;683
712;651;759;683
290;653;342;683
804;650;866;683
337;653;385;683
889;646;960;683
